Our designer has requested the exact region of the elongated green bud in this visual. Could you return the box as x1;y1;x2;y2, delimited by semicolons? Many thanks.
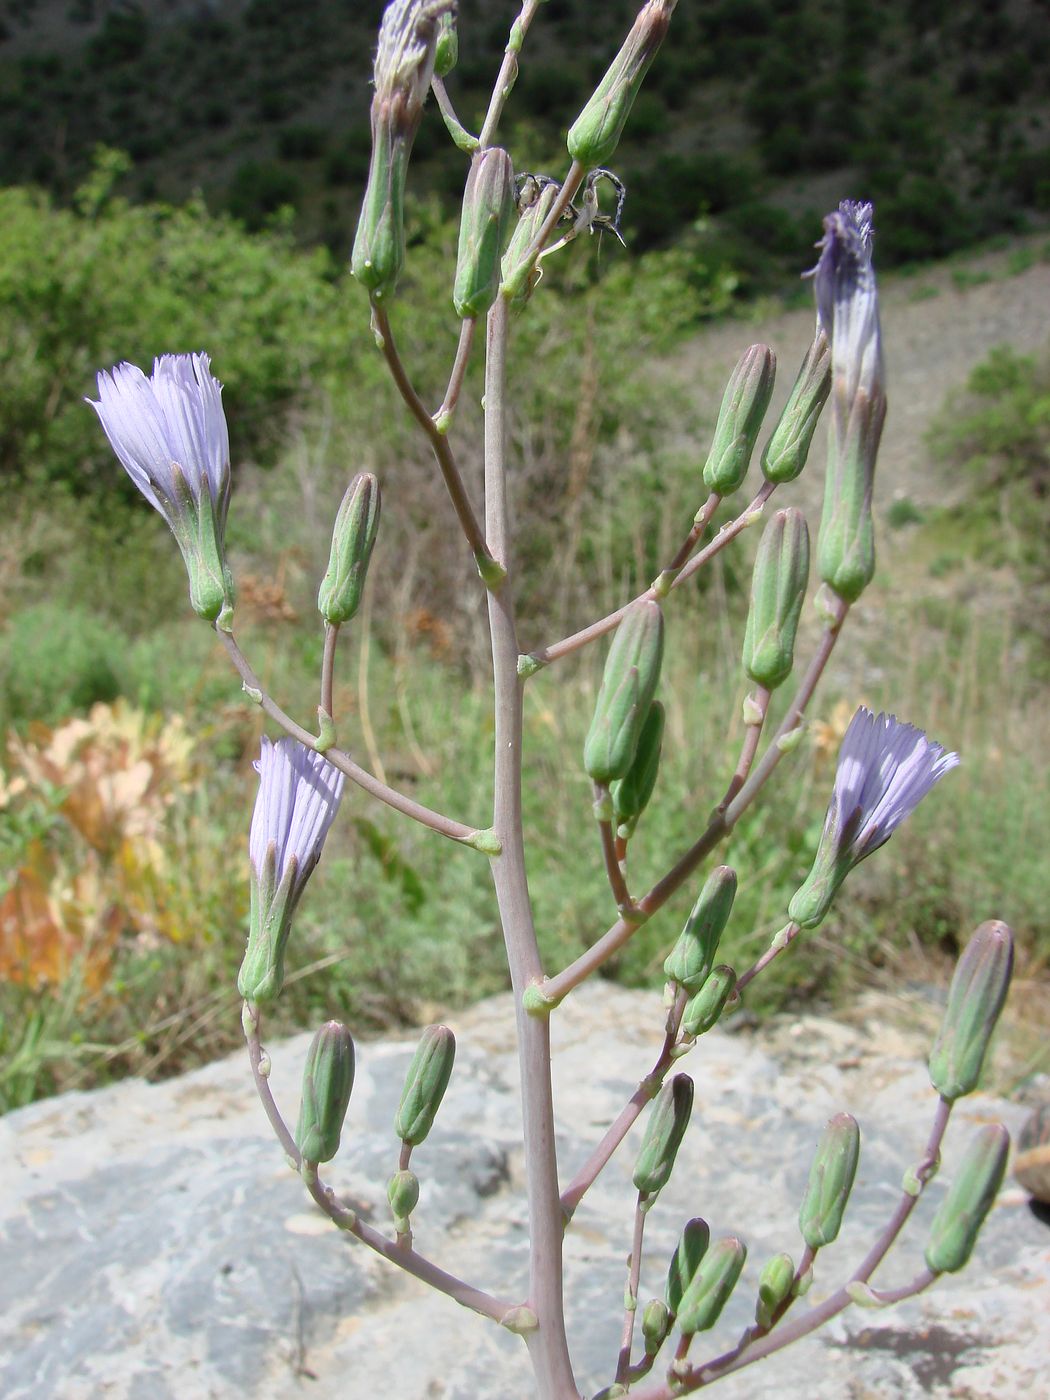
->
434;12;457;77
296;1021;356;1164
387;1168;420;1227
929;920;1014;1102
755;1252;795;1329
318;472;382;625
641;1299;671;1356
799;1112;860;1248
681;965;736;1038
761;331;831;483
567;0;677;167
677;1236;747;1335
633;1073;693;1196
352;122;410;300
395;1024;456;1146
501;180;560;308
702;344;776;496
665;1217;710;1315
925;1123;1009;1274
664;867;737;993
453;147;515;319
742;508;810;691
611;700;664;838
584;599;664;784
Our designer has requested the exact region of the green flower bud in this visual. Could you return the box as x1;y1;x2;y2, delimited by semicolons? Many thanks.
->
567;0;678;168
664;867;737;993
352;121;411;301
501;180;561;308
742;508;810;691
665;1217;710;1315
681;965;736;1038
799;1112;860;1249
387;1168;420;1226
633;1073;693;1196
816;382;884;601
434;12;458;77
761;331;831;484
676;1236;747;1336
584;599;665;784
925;1123;1009;1274
395;1024;456;1146
702;345;777;496
641;1298;671;1356
453;147;515;320
610;700;664;838
295;1021;356;1164
318;472;382;625
755;1252;795;1329
928;920;1014;1102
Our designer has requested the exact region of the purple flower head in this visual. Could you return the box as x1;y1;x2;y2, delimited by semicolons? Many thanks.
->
810;200;882;405
789;707;959;929
88;353;236;625
239;737;345;1006
249;737;345;891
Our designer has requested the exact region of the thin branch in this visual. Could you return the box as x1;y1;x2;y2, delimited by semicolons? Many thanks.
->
615;1195;650;1384
596;786;634;912
735;922;802;996
527;483;775;669
434;317;477;431
478;0;545;150
717;686;770;814
218;630;483;845
320;621;339;721
431;74;479;152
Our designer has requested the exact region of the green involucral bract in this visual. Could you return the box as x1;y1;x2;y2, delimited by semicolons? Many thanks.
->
702;344;776;496
318;472;382;625
296;1021;356;1164
742;507;810;690
396;1025;456;1146
584;599;664;785
928;920;1014;1102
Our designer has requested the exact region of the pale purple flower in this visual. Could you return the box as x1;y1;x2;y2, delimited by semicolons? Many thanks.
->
88;353;235;624
239;737;345;1005
811;200;882;405
789;707;959;928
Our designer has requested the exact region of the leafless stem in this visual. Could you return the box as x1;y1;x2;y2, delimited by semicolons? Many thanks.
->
615;1195;650;1383
596;786;634;911
718;686;770;812
320;621;339;721
219;629;482;845
431;74;478;151
435;317;477;430
735;921;802;995
479;0;545;149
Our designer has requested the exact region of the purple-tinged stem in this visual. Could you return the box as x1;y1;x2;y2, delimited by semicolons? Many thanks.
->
320;621;339;722
718;686;770;813
371;302;501;581
596;786;634;912
615;1195;650;1383
434;317;477;430
540;606;848;1004
863;1266;939;1306
629;1099;953;1397
735;922;801;996
219;630;481;845
478;0;545;149
528;482;776;668
241;1007;511;1323
483;295;580;1398
667;492;720;572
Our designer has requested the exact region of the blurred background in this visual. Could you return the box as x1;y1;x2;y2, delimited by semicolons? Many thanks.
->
0;0;1047;1110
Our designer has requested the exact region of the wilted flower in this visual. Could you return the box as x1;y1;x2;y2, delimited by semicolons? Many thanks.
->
788;707;958;928
811;200;887;603
89;354;235;626
238;737;345;1005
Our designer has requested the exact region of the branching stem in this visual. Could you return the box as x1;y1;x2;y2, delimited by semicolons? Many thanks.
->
478;0;545;149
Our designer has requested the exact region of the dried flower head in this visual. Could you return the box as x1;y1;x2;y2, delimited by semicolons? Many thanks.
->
788;707;959;928
374;0;456;127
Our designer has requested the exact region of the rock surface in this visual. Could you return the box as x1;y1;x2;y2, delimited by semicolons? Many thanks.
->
2;983;1047;1400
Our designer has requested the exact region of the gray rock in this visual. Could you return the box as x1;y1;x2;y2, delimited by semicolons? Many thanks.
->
1;983;1046;1399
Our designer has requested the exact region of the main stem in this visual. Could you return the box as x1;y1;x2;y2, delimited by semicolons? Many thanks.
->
484;296;579;1399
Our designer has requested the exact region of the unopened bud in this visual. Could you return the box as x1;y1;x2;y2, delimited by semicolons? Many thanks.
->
584;599;665;784
755;1252;795;1329
566;0;677;168
501;180;561;307
742;508;810;690
318;472;381;625
681;965;736;1038
352;121;411;301
434;11;458;76
676;1236;747;1335
702;345;776;496
453;147;515;320
295;1021;356;1164
929;920;1013;1102
641;1298;671;1356
925;1123;1009;1274
633;1073;693;1196
395;1024;456;1146
664;867;737;993
611;700;664;838
665;1217;710;1315
387;1168;420;1226
799;1112;860;1248
761;331;831;483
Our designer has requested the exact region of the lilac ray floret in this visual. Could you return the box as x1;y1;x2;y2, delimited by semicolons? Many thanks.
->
788;706;958;929
809;200;882;405
250;737;346;890
89;353;230;517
